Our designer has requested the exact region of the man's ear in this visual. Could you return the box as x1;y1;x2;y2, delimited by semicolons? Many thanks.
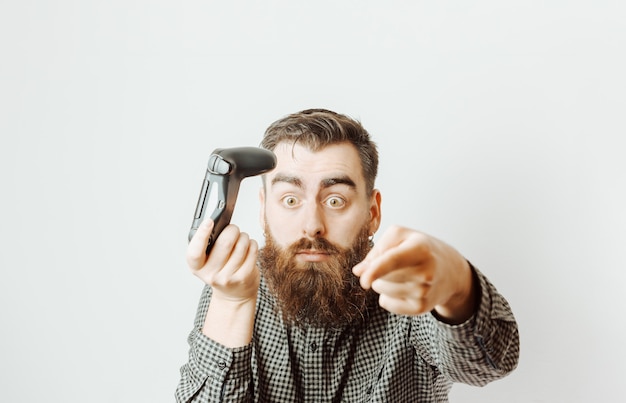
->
259;187;266;229
368;189;382;235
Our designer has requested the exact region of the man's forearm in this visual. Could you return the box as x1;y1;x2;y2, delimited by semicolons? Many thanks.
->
202;296;256;347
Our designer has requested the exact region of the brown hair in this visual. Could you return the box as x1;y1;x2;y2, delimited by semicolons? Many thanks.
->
260;109;379;193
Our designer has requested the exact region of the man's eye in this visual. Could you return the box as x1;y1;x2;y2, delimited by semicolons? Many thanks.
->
325;197;346;208
282;196;299;207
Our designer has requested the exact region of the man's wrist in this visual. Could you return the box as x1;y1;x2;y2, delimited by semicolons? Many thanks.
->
433;260;478;325
203;295;257;347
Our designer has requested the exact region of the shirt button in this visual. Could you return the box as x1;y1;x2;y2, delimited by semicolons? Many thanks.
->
218;361;226;370
309;342;318;352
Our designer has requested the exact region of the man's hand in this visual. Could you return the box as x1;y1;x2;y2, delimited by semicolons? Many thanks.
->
187;218;260;302
353;225;476;324
187;218;259;347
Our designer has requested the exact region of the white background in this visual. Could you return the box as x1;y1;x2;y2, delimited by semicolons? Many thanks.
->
1;1;625;402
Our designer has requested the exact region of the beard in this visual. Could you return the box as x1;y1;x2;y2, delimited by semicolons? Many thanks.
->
258;223;378;329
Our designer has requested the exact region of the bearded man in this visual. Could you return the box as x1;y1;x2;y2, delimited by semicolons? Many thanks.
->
176;109;519;402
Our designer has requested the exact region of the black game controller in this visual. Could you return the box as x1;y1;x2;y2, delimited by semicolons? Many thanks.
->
189;147;277;255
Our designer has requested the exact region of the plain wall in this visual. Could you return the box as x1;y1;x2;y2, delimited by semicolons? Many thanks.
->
1;1;624;402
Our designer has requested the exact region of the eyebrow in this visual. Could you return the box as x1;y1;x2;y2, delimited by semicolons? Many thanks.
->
320;176;356;189
271;173;357;190
271;174;303;188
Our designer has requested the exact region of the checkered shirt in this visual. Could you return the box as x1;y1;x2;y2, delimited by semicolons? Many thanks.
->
176;265;519;402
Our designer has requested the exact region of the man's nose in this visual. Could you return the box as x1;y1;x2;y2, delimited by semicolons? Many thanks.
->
302;202;325;238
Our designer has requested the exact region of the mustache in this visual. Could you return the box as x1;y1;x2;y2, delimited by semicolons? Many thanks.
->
287;237;342;255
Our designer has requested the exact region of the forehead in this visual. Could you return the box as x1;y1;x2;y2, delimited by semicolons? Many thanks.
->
269;141;365;188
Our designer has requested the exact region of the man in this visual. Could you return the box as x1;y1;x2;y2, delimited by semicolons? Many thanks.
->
176;109;519;402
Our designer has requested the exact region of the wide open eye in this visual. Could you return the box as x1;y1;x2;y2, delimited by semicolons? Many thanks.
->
324;196;346;209
281;195;300;207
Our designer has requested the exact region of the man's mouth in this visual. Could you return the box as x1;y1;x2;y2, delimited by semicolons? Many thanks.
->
296;249;331;262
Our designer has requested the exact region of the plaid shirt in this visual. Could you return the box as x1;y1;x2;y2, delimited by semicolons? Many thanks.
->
176;265;519;402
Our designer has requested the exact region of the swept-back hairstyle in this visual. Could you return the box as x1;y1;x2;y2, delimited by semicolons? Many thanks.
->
260;109;379;193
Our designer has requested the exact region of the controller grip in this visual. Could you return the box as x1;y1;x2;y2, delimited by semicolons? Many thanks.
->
188;173;238;255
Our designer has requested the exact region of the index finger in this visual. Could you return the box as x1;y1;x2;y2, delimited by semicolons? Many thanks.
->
187;217;213;270
354;232;429;289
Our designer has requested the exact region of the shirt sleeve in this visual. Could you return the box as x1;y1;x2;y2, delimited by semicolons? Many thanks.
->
410;263;520;386
175;286;254;403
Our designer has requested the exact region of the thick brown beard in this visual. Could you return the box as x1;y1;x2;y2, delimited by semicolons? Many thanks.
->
259;224;378;329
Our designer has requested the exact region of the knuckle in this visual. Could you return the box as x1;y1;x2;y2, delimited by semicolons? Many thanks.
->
186;254;203;271
388;224;409;237
411;297;431;314
412;239;433;260
383;253;402;272
235;232;251;250
216;231;238;251
420;269;435;284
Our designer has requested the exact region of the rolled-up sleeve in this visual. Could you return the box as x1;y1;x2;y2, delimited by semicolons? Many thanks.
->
175;286;254;403
412;264;520;386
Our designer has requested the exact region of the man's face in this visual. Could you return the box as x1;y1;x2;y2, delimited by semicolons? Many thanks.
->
260;141;380;255
259;142;381;327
